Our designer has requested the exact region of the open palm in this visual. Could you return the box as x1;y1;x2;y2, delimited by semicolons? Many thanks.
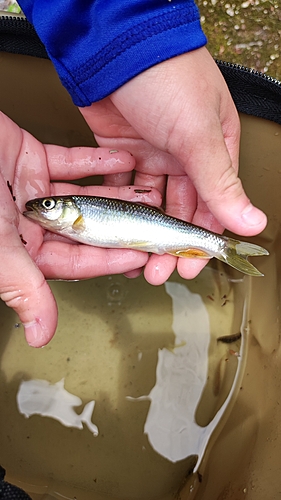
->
0;111;161;347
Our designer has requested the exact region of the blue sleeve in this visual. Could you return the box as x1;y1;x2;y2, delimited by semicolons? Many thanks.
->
18;0;207;107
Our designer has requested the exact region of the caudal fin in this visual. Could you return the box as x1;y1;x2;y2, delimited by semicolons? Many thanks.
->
217;238;269;276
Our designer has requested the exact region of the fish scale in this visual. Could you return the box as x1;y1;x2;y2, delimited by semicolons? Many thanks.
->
72;195;223;254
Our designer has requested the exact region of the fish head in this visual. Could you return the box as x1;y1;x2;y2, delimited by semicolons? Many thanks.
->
24;196;80;230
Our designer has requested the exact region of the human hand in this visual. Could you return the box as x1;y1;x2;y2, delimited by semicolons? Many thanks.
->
80;47;267;284
0;111;161;347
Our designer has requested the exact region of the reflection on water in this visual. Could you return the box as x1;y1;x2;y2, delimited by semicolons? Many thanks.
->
0;265;247;500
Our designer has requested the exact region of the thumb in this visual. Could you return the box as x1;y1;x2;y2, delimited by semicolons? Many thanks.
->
184;128;267;236
0;226;57;347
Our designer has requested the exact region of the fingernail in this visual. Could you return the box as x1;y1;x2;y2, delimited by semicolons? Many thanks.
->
23;319;48;348
241;204;266;227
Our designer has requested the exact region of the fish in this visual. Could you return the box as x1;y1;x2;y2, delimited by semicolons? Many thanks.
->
23;195;269;276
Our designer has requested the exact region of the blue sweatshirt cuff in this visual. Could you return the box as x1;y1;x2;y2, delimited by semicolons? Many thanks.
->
19;0;207;106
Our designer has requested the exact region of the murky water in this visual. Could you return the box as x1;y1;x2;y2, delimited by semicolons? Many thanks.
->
0;265;249;499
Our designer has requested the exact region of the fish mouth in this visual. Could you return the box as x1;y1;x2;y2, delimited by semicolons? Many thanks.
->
23;203;40;220
23;210;38;220
24;205;34;212
24;200;40;215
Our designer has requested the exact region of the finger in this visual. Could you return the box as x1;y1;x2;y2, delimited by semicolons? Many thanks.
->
201;163;266;236
79;101;135;139
0;112;22;180
124;268;144;279
0;244;58;347
174;188;215;278
177;258;207;280
147;178;191;286
12;131;50;206
176;195;221;278
192;196;224;234
165;175;197;220
164;175;209;279
167;91;266;236
32;241;149;280
133;172;167;199
144;254;177;285
94;134;185;176
0;186;57;347
103;171;133;187
44;145;136;180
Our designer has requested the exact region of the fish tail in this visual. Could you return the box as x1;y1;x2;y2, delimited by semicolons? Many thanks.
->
217;238;269;276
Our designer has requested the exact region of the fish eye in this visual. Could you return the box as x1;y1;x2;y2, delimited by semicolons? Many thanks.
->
42;198;56;210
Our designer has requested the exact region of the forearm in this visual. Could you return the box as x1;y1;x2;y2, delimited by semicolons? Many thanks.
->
17;0;207;106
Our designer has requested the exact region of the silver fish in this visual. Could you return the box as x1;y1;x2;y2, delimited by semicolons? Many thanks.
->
24;195;269;276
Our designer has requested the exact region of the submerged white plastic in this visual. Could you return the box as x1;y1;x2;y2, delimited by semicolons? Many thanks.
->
128;281;245;470
16;378;99;436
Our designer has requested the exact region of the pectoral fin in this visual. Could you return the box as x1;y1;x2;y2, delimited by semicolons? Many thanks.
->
168;248;211;259
72;214;86;232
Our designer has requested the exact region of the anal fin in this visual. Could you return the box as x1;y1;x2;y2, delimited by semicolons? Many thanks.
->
168;248;210;259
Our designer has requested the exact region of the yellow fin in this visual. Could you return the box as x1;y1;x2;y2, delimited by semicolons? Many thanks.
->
217;238;268;276
126;241;151;249
168;248;210;259
72;214;85;231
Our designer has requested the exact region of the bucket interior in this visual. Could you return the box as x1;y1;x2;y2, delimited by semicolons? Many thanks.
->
0;51;280;499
